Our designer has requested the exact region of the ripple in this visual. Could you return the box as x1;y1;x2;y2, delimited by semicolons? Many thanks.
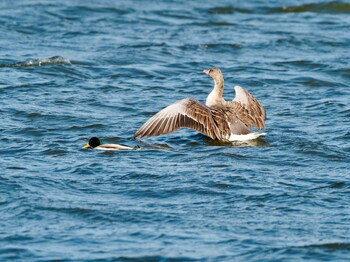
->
201;43;242;50
329;181;347;189
209;6;252;14
116;255;195;262
42;148;66;156
0;247;32;259
293;76;343;87
296;140;346;161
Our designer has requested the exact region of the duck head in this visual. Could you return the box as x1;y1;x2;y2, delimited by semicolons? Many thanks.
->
83;137;102;149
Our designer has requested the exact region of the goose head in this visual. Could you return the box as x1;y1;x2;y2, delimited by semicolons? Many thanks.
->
203;68;224;87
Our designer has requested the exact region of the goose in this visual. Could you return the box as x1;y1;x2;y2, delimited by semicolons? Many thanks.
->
83;137;140;150
134;68;266;141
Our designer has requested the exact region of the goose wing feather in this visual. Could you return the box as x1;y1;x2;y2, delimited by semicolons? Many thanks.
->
134;98;229;140
230;86;266;130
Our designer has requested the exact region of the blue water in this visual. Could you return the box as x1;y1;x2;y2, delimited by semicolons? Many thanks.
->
1;0;350;261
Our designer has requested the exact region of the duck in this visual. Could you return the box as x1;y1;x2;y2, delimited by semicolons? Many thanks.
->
134;68;266;142
83;137;140;150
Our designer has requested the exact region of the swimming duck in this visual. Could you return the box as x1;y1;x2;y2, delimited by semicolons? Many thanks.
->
134;68;266;141
83;137;139;150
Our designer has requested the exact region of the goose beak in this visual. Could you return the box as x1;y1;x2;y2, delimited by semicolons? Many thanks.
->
83;143;91;149
203;69;210;75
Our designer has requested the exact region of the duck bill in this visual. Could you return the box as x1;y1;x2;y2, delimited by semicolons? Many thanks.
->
203;69;210;75
82;143;91;149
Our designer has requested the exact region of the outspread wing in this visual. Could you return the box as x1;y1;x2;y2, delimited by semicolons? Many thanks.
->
134;98;229;140
230;86;266;130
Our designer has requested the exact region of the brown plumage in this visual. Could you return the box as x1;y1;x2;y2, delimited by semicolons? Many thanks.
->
134;68;266;141
228;86;266;130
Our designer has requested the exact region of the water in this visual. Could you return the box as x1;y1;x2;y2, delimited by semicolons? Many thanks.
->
1;0;349;261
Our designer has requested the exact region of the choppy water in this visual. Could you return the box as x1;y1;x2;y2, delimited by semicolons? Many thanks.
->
1;0;350;261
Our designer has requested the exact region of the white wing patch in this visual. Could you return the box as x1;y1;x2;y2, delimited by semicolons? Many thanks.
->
233;86;249;104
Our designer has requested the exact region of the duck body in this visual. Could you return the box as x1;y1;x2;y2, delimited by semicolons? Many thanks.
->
92;144;136;151
134;68;266;142
83;137;139;151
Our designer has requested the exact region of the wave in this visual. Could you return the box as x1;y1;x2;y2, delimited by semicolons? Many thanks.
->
298;242;350;251
278;2;350;14
210;2;350;14
0;56;71;68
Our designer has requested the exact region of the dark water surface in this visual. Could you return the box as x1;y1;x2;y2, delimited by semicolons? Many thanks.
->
1;0;350;261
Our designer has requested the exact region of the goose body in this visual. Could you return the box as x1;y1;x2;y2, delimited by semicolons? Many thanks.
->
134;68;266;142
